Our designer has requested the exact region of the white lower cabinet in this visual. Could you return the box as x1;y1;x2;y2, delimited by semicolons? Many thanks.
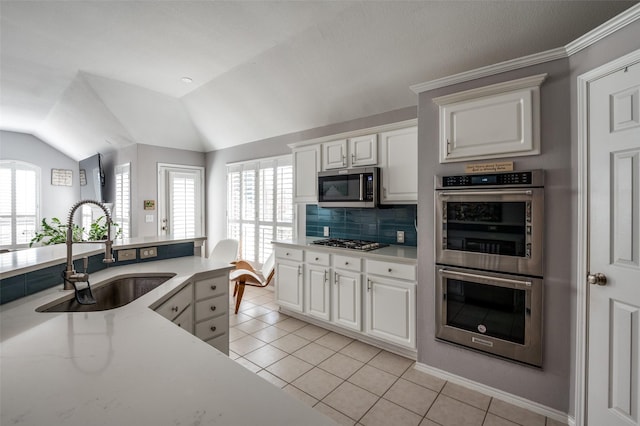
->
275;247;304;312
306;265;331;321
152;270;230;355
333;268;362;331
365;275;415;348
274;243;417;352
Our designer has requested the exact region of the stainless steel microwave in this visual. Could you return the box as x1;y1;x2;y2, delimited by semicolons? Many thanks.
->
317;167;380;208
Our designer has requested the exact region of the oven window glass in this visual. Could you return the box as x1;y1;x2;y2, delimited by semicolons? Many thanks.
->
446;278;525;344
445;201;526;256
320;175;361;201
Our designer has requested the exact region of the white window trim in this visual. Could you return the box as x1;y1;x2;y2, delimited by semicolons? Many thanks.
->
0;160;41;249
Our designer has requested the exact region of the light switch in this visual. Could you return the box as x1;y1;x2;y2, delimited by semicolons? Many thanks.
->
145;214;154;223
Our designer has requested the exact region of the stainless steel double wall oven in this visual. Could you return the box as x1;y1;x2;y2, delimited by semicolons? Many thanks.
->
434;170;544;366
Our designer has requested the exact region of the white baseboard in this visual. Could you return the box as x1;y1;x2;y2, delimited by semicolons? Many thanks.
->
414;362;573;425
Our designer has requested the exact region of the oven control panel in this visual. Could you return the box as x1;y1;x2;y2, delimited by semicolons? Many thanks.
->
437;170;543;188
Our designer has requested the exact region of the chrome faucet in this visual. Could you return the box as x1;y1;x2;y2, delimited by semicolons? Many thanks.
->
64;200;116;290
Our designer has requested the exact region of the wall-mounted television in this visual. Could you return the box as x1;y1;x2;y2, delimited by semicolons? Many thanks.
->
79;153;105;202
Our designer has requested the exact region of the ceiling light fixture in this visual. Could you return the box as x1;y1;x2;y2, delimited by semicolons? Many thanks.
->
181;77;193;84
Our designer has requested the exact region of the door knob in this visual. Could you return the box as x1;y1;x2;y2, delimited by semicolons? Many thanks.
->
587;272;607;286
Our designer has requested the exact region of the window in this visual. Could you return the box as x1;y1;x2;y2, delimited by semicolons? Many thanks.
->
0;160;40;248
227;156;293;264
114;163;131;238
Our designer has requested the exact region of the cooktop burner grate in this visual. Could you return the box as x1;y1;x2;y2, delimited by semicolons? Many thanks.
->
311;238;388;251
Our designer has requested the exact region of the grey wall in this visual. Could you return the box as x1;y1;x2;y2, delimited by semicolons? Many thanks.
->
417;59;573;412
0;131;80;222
205;106;417;256
134;144;206;237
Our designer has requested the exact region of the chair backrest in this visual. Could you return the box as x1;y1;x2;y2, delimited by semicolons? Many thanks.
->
261;252;276;282
210;239;239;264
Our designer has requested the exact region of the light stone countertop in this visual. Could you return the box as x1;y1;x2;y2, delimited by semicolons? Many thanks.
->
0;256;335;426
273;237;417;263
0;235;206;278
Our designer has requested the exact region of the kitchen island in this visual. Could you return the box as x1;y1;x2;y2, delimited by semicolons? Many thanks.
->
0;255;335;425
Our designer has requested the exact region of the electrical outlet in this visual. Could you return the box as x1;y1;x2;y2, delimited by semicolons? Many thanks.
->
323;226;330;237
396;231;405;244
140;247;157;259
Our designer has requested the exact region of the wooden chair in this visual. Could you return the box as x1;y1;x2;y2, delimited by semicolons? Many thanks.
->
229;252;275;314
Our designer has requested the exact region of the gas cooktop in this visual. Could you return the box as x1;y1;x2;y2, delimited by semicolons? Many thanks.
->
311;238;388;251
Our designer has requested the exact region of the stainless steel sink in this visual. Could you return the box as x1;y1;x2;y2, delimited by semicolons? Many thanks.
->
37;273;176;312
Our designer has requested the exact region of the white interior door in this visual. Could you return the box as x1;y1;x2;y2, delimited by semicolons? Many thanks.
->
587;60;640;425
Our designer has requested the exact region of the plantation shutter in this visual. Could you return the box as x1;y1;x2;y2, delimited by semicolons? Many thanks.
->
114;163;131;238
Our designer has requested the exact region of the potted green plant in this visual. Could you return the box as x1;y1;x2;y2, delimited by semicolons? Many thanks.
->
87;215;122;241
29;216;122;247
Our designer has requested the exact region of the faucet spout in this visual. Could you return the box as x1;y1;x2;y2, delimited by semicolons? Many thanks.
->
64;200;116;289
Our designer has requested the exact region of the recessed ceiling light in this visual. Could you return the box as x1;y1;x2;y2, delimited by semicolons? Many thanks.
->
181;77;193;84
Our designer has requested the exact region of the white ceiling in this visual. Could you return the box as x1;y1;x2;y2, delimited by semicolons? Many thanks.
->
0;1;635;161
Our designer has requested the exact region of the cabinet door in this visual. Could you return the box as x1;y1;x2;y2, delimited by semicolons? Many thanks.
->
349;134;378;167
306;265;331;321
332;270;362;331
379;127;418;203
275;260;303;312
293;145;320;203
322;139;348;170
365;276;415;348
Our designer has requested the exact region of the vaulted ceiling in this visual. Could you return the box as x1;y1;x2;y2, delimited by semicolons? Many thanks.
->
0;1;635;160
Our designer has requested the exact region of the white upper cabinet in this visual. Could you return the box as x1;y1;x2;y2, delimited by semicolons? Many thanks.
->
433;73;547;163
322;139;348;170
322;134;378;170
292;144;320;203
349;134;378;167
379;126;418;203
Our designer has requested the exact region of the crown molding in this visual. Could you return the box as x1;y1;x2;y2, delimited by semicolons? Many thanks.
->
432;73;547;106
411;3;640;94
565;3;640;56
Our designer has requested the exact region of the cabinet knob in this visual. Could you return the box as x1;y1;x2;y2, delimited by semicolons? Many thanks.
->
210;326;217;332
177;323;181;327
345;261;349;265
315;257;319;261
286;252;290;256
172;306;179;312
210;305;217;311
388;268;392;273
211;285;217;291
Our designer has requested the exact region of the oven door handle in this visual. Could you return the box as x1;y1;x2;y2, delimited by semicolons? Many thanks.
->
438;268;532;287
437;190;533;197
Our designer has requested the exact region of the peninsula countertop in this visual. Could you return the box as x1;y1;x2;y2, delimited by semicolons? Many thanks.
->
0;256;334;426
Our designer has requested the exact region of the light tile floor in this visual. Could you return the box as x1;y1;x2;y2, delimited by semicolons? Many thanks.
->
228;284;567;426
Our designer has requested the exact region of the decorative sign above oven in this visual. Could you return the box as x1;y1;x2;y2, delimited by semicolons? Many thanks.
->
464;161;513;174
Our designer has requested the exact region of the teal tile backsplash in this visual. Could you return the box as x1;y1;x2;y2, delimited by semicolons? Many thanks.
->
306;204;417;246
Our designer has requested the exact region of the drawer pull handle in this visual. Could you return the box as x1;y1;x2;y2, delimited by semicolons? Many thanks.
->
211;285;217;291
172;306;179;312
210;326;217;332
210;305;217;311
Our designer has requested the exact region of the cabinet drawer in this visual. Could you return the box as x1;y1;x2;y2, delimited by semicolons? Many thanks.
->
275;246;303;261
205;333;229;355
367;260;416;281
155;283;192;321
173;304;193;333
195;294;227;321
196;314;228;342
306;250;330;266
195;275;227;300
334;255;361;272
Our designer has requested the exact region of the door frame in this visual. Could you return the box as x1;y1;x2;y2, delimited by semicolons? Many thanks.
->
575;48;640;426
157;163;205;237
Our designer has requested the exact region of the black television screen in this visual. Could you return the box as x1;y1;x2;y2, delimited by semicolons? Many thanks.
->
79;153;104;202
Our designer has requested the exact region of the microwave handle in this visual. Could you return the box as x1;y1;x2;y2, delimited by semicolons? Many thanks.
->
359;174;364;201
438;190;533;197
439;268;532;287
